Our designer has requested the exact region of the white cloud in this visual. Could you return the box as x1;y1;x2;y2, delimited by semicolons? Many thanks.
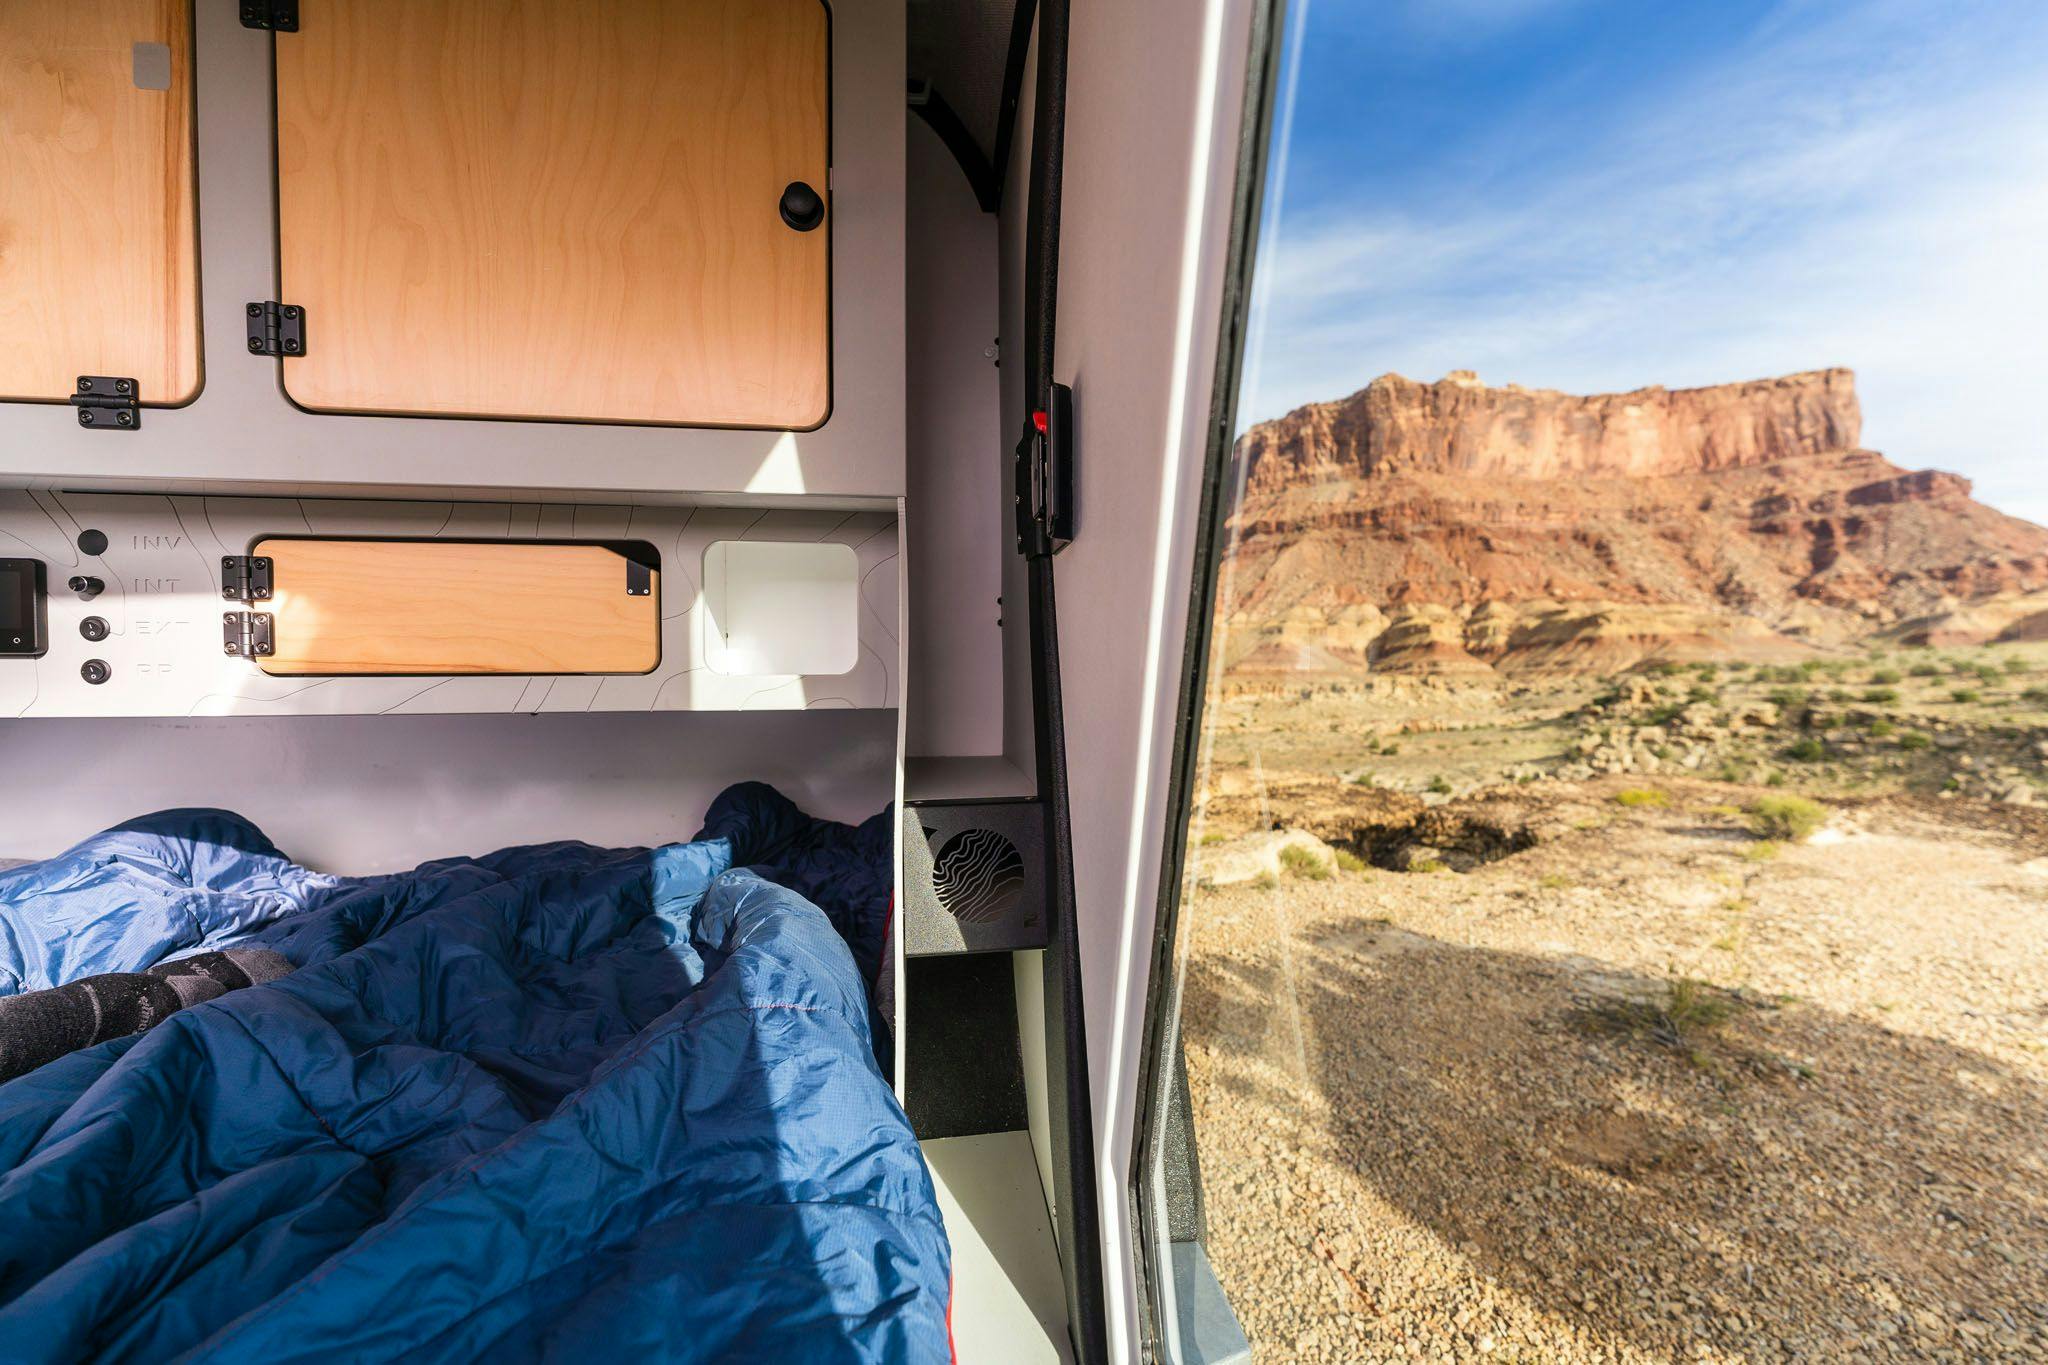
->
1239;1;2048;520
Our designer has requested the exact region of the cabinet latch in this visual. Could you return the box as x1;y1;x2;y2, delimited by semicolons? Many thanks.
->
245;301;307;358
239;1;298;32
70;376;140;431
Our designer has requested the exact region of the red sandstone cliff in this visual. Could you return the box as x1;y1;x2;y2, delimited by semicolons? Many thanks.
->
1221;370;2048;676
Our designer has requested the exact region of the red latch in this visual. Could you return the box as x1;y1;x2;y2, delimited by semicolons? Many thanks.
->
1032;410;1049;434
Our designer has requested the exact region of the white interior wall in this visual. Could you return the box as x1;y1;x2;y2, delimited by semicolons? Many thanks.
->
0;709;896;873
1047;1;1258;1359
905;118;1005;759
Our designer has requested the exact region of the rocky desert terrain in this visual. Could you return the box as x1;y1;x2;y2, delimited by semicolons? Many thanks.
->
1173;370;2048;1361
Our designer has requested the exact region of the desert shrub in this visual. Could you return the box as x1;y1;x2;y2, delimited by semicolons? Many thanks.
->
1197;832;1227;846
1382;743;1401;756
1349;772;1377;787
1408;857;1449;874
1973;663;2002;683
1642;660;1683;677
1784;737;1826;762
1949;688;1981;703
1253;870;1280;891
1686;684;1720;704
2002;657;2029;675
1334;849;1368;874
1861;687;1899;704
1614;787;1671;808
1743;839;1781;862
1869;668;1902;685
1867;719;1896;738
1278;844;1331;881
1898;731;1932;751
1641;702;1685;725
2023;687;2048;705
1909;663;1940;678
1748;794;1828;842
1574;977;1740;1061
1693;662;1721;678
1766;770;1786;787
1767;686;1809;708
1427;774;1452;795
1653;744;1676;760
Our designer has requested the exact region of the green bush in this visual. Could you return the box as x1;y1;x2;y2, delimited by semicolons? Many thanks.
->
2002;657;2029;676
1747;794;1828;842
1278;844;1331;881
1869;668;1902;685
1768;686;1809;708
1949;688;1981;704
1898;732;1932;751
1614;787;1671;808
1427;774;1452;795
1909;663;1940;678
1867;719;1896;738
2023;687;2048;705
1784;737;1826;762
1334;849;1368;874
1861;687;1899;704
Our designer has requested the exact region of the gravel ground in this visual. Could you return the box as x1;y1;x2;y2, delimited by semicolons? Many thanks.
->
1179;784;2048;1361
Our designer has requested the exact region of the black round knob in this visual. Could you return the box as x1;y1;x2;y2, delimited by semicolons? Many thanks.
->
779;181;825;232
80;616;109;642
77;529;108;556
80;659;111;686
68;575;104;601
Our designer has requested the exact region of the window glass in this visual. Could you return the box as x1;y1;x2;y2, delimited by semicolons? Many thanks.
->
1145;2;2048;1360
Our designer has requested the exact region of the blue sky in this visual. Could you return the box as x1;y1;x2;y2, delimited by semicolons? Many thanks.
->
1237;0;2048;523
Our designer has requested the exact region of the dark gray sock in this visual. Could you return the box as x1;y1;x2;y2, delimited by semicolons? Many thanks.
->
0;949;293;1083
147;948;295;991
0;972;225;1083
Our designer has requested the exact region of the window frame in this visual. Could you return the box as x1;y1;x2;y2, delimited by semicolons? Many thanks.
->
1125;0;1295;1356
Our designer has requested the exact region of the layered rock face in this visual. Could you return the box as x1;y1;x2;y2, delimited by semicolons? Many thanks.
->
1222;370;2048;677
1240;369;1862;490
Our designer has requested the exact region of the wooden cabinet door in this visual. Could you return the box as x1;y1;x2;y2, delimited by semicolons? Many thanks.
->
253;538;661;676
0;0;201;405
274;0;831;429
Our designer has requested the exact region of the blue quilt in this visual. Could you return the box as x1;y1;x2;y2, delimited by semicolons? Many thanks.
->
0;804;948;1363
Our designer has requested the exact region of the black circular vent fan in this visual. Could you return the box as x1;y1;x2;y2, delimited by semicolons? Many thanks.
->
931;829;1025;924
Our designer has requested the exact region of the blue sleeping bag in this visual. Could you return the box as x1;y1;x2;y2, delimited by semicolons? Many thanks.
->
0;808;948;1363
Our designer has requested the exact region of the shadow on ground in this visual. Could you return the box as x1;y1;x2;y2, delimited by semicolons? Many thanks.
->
1184;916;2048;1357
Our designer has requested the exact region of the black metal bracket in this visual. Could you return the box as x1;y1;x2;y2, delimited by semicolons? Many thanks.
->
1013;381;1076;557
222;611;274;659
220;555;274;605
625;557;652;597
239;1;298;32
70;376;140;431
245;301;306;358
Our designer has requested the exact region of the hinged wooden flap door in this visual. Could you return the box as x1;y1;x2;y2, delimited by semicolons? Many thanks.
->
274;0;831;429
252;539;661;676
0;0;201;404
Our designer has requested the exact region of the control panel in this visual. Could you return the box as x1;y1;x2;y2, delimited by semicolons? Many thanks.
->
0;490;898;718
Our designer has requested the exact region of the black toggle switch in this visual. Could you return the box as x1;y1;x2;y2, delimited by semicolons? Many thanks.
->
779;181;825;232
80;616;110;642
80;659;111;685
68;575;104;602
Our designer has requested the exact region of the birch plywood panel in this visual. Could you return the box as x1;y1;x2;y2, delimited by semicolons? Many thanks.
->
275;0;831;428
255;539;661;676
0;0;201;404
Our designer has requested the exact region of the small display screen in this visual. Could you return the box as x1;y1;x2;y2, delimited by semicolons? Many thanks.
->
0;569;21;631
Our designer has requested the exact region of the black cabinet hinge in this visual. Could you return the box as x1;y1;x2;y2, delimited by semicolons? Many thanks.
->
70;376;140;431
220;555;274;605
245;301;306;357
239;1;298;32
222;611;274;658
1013;382;1076;558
